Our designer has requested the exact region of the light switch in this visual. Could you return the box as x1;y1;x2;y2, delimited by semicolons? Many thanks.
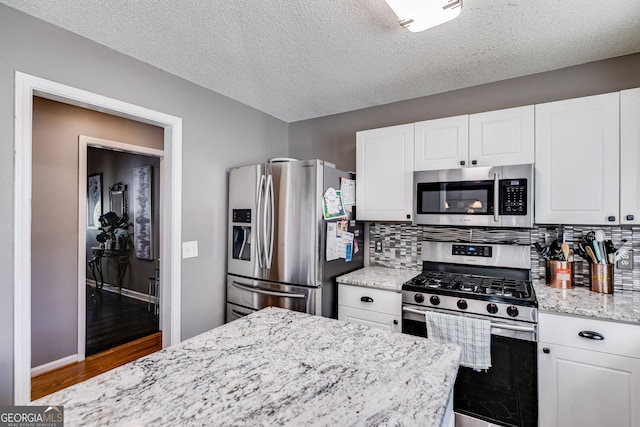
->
182;241;198;259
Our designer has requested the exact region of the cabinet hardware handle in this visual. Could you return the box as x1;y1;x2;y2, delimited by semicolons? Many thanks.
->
406;214;411;219
627;215;635;221
360;296;374;303
471;160;477;165
460;160;465;166
578;330;604;340
607;216;616;222
393;319;398;325
542;347;550;354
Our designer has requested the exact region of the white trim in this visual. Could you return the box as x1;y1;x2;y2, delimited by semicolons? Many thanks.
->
14;71;183;404
86;280;157;304
31;355;78;378
78;135;165;362
78;138;87;361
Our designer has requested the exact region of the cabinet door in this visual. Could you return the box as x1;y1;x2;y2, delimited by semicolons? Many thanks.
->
356;124;414;221
538;343;640;427
414;115;468;171
621;88;640;225
338;305;401;333
469;105;534;167
535;93;619;224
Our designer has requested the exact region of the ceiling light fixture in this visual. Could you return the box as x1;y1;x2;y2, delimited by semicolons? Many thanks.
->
385;0;462;32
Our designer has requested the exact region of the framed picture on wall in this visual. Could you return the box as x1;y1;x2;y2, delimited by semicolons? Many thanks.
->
133;165;153;260
87;173;102;228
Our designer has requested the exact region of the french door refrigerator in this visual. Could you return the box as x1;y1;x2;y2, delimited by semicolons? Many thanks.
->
226;159;363;322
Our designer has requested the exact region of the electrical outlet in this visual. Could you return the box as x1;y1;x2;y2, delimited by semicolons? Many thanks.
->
616;249;633;270
375;239;383;253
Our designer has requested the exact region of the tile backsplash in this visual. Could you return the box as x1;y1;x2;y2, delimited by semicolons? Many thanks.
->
368;223;640;292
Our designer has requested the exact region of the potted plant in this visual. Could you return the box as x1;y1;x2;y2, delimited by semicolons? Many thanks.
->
96;211;130;250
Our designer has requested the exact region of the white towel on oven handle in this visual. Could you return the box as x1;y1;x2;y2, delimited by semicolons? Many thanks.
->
425;311;491;371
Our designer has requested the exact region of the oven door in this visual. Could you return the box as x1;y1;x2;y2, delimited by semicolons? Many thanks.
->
402;305;538;427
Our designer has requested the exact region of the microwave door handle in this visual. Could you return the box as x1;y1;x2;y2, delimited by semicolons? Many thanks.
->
256;174;265;268
493;172;500;223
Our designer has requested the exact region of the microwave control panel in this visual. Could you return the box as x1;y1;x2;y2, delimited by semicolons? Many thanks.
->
499;179;527;215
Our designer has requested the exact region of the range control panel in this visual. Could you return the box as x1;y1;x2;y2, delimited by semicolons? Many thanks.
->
499;178;528;215
452;244;492;257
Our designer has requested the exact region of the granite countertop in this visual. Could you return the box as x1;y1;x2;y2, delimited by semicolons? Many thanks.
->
35;307;461;426
534;283;640;325
336;266;420;292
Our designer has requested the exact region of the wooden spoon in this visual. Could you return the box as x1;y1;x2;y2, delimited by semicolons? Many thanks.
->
561;243;570;261
585;246;598;264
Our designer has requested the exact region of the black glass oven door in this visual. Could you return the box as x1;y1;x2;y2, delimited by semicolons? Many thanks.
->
416;181;495;215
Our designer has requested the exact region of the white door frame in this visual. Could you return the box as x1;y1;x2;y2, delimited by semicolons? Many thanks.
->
14;71;183;404
78;136;165;362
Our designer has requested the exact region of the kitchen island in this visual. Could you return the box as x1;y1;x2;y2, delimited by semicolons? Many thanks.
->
34;307;461;426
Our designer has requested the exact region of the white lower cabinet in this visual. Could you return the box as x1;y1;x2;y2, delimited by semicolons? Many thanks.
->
338;284;401;333
538;313;640;427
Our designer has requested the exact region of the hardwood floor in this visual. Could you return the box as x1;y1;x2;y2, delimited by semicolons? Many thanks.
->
31;332;162;401
86;285;159;356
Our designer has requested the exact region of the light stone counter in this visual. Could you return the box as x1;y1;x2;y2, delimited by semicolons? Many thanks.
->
534;283;640;324
336;266;420;292
34;307;461;426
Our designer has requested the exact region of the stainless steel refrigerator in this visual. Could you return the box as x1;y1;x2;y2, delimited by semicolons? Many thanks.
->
226;159;364;322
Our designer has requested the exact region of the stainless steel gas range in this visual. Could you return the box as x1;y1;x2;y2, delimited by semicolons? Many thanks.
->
402;241;537;427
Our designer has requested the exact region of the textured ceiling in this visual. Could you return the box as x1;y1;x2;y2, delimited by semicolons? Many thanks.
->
2;0;640;122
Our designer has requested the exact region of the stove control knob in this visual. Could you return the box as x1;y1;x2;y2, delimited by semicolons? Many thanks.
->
457;299;468;310
507;305;519;317
487;303;499;314
414;293;424;303
429;295;440;305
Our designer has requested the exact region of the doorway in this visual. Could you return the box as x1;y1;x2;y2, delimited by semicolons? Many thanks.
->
84;145;162;357
13;72;183;404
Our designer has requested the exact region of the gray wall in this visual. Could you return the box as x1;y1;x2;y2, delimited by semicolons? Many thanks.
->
289;53;640;172
0;4;287;403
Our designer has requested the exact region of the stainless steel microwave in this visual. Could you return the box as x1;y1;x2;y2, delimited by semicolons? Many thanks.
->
413;164;534;228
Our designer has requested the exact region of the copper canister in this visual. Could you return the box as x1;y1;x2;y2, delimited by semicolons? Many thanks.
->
590;264;614;294
545;260;574;289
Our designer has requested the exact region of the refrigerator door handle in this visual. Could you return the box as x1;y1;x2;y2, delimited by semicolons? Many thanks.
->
266;173;274;267
256;174;265;268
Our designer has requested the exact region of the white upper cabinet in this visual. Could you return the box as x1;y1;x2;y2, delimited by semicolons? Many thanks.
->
469;105;535;167
620;87;640;225
535;92;620;225
356;124;414;221
414;115;468;170
414;106;534;171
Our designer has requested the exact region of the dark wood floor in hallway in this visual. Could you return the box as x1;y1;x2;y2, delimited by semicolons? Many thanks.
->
86;285;159;356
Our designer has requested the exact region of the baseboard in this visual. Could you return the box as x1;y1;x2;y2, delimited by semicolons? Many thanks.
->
31;354;78;377
87;279;156;304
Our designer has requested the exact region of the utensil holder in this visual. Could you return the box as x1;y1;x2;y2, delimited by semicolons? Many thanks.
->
545;260;574;289
590;264;614;294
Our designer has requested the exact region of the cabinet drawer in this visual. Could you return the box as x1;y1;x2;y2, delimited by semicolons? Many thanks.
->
338;284;401;316
539;312;640;358
338;305;401;333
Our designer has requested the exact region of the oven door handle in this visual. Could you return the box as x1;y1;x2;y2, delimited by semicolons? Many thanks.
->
403;307;536;334
402;306;428;316
231;281;306;299
490;322;536;333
